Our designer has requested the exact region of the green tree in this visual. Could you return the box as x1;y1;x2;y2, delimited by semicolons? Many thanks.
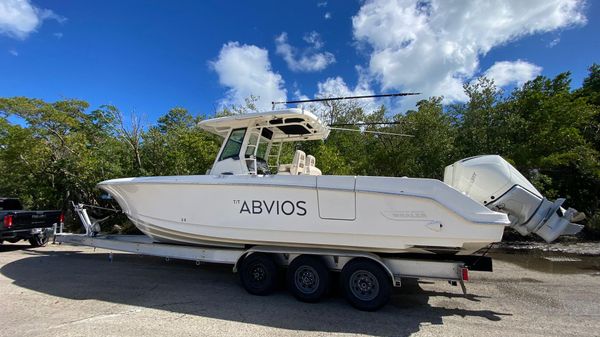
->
503;73;600;222
142;108;220;176
450;77;513;157
371;97;456;178
0;97;129;211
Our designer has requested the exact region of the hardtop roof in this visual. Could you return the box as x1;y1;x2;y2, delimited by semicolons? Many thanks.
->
198;108;330;141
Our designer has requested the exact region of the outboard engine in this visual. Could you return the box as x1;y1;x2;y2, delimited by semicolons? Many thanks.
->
444;155;583;242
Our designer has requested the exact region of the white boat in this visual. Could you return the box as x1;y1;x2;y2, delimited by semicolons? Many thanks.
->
98;109;582;255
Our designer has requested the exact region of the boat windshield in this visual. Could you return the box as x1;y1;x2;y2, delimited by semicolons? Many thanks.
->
219;128;246;161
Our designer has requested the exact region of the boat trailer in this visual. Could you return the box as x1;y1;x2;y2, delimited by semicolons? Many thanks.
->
53;203;488;310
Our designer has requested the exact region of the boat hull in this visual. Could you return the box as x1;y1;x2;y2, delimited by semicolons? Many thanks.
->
98;175;509;255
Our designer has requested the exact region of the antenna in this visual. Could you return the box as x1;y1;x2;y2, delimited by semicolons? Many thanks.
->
329;127;414;137
271;92;420;137
271;92;420;109
330;122;405;126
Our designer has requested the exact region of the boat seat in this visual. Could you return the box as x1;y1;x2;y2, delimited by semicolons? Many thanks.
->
304;155;322;176
278;150;306;175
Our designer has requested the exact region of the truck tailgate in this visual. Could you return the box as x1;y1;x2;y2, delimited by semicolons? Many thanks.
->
3;210;62;230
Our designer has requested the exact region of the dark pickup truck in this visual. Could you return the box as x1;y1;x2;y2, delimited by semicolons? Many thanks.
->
0;198;63;247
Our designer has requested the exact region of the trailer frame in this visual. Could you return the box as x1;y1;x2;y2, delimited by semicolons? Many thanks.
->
54;204;479;310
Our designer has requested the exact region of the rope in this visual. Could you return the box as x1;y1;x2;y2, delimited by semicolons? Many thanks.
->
80;204;122;213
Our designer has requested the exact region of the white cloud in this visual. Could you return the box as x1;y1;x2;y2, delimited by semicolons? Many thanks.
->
292;89;309;102
317;76;376;111
324;12;331;20
317;72;373;99
211;42;286;111
352;0;586;103
275;32;336;72
483;60;542;87
53;32;63;39
0;0;65;39
8;49;18;56
295;67;384;116
303;31;324;49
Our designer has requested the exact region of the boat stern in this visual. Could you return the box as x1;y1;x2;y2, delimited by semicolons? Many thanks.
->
444;155;584;242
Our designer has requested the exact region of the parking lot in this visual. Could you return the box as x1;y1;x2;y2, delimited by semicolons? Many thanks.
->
0;242;599;337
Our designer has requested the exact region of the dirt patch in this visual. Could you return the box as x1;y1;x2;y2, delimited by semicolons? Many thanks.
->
494;241;600;256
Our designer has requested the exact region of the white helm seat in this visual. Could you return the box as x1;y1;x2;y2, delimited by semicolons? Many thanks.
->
278;150;306;175
304;155;322;176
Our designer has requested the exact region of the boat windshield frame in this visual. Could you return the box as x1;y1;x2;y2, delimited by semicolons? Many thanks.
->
219;128;247;161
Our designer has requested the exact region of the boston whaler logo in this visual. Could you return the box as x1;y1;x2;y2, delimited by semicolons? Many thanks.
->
234;200;307;216
381;210;427;221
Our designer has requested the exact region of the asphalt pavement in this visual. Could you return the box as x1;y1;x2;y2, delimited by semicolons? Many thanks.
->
0;242;598;337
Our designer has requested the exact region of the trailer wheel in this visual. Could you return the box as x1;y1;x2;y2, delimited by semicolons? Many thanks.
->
29;232;49;247
341;258;391;311
286;255;330;302
239;253;278;296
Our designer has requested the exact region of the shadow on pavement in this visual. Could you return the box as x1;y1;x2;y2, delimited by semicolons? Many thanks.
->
0;242;35;252
1;248;511;337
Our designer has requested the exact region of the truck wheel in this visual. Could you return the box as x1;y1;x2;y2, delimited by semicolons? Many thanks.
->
341;258;391;311
239;253;278;296
286;255;330;303
29;233;49;247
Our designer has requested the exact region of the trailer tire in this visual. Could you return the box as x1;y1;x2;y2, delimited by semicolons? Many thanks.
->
29;232;49;248
287;255;330;303
341;258;391;311
239;253;278;296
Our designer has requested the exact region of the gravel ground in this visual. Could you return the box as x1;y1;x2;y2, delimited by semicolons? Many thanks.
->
494;241;600;256
0;242;599;337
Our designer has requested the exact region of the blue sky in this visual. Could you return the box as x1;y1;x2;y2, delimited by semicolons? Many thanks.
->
0;0;598;123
